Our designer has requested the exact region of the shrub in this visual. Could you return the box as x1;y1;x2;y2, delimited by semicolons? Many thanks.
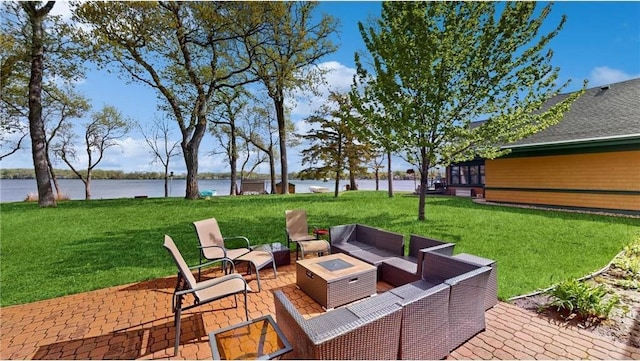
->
544;278;619;326
611;238;640;279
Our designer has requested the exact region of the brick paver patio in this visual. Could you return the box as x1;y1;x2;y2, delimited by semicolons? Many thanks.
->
1;253;638;360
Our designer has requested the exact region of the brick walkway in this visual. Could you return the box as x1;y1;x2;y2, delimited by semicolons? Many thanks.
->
1;255;638;360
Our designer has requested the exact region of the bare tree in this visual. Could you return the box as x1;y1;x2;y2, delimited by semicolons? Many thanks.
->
43;85;91;198
139;116;181;197
209;88;250;196
54;105;131;200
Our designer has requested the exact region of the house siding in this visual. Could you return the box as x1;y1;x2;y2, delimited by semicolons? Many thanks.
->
485;150;640;211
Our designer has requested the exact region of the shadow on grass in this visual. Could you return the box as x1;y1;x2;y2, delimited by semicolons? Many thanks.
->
32;314;206;359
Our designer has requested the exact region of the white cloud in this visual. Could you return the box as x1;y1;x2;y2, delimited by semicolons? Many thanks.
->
49;1;72;20
288;61;357;119
589;66;640;87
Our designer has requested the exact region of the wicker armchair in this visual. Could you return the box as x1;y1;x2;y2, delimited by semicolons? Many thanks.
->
273;290;403;359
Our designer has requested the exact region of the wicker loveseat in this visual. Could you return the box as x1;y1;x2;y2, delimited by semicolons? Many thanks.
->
274;245;492;360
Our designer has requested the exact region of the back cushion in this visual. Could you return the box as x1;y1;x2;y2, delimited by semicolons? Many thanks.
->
329;224;356;244
355;225;379;247
421;251;479;283
408;235;447;257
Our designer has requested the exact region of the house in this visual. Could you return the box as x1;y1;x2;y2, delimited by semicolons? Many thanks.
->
447;78;640;213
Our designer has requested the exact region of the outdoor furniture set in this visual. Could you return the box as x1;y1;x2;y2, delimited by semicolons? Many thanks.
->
274;223;498;360
163;213;498;359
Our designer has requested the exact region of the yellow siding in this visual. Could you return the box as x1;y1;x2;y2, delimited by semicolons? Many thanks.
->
485;189;640;211
485;150;640;211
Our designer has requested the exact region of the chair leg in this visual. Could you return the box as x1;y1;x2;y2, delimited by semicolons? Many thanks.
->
243;290;249;321
271;258;277;279
253;262;262;292
173;298;182;356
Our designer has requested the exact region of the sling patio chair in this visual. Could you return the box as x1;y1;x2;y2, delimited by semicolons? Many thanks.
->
194;217;276;291
163;235;250;356
193;218;252;280
285;209;330;260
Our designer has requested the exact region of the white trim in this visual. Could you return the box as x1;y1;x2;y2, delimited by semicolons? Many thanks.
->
503;133;640;149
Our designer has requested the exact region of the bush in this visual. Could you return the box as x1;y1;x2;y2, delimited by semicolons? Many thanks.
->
611;238;640;279
544;278;619;326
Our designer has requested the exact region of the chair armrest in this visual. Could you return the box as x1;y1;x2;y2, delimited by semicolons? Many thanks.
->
198;245;227;258
189;258;236;273
175;272;246;296
223;236;251;248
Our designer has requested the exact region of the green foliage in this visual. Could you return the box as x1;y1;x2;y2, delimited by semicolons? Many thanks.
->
351;1;584;220
544;279;620;325
299;92;374;192
1;192;638;306
610;237;640;280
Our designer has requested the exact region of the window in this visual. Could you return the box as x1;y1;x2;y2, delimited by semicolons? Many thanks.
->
470;166;479;185
449;161;485;186
459;166;468;184
451;166;460;185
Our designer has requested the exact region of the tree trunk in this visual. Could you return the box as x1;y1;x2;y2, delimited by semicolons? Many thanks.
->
183;120;206;199
25;2;56;208
375;168;379;191
417;146;429;221
269;152;276;194
274;97;289;194
229;123;238;196
84;174;92;200
163;166;169;197
387;151;393;198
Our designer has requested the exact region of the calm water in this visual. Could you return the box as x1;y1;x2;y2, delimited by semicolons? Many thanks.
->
0;178;417;203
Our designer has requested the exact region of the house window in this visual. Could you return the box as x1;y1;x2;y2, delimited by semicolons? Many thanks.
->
451;166;460;185
449;162;485;186
470;166;479;185
459;166;468;184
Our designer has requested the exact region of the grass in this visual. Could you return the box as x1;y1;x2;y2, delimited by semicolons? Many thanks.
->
1;191;638;307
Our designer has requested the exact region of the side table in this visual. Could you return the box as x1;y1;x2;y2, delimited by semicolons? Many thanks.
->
209;314;292;360
252;242;291;268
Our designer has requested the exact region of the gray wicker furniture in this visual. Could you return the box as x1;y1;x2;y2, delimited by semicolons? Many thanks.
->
453;253;498;310
421;251;492;352
329;224;404;269
296;253;377;310
273;290;403;360
389;281;450;360
380;234;455;286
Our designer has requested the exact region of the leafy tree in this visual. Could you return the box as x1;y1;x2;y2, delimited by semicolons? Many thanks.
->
139;116;181;197
73;2;266;199
250;1;339;194
2;2;87;206
299;92;373;197
242;95;296;194
53;105;131;200
352;2;584;220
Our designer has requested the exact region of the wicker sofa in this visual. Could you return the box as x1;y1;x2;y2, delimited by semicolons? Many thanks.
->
274;246;492;359
329;224;404;269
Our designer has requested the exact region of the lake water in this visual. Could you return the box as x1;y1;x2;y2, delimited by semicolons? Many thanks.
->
0;178;418;203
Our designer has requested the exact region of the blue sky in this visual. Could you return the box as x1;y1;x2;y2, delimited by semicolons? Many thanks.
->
3;1;639;174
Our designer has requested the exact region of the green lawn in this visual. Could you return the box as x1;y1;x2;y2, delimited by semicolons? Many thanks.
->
1;191;638;306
